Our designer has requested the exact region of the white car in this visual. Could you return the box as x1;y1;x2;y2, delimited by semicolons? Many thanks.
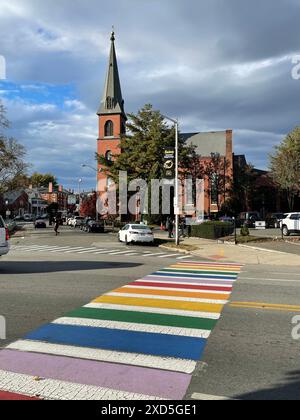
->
67;217;75;226
0;216;10;257
118;224;154;245
71;216;85;228
281;213;300;236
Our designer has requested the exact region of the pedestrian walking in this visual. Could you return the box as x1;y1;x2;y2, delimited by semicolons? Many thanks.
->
54;217;60;236
168;218;174;239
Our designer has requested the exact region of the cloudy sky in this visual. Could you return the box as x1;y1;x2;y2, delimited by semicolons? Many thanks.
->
0;0;299;191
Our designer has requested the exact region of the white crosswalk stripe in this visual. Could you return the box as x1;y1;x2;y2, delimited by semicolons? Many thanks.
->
11;245;194;260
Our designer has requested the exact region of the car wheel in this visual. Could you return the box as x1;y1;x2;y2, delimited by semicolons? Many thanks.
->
282;226;290;237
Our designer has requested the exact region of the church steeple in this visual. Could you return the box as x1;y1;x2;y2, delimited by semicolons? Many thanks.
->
97;31;126;118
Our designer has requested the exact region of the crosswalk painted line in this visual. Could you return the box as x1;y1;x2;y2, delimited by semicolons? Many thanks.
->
0;261;243;400
11;245;195;260
52;317;211;338
85;302;221;320
7;341;197;374
92;249;119;254
0;370;165;401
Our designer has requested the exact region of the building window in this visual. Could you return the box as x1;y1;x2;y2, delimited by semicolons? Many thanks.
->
105;150;113;162
211;173;219;205
104;120;114;137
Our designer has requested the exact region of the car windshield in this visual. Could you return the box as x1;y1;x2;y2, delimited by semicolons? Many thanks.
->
0;217;4;228
131;225;150;230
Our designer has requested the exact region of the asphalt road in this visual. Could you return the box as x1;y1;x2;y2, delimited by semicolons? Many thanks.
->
0;226;194;347
1;226;300;400
188;264;300;400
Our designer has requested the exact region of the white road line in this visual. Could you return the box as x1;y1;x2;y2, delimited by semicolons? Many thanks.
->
77;248;99;254
147;275;236;282
118;253;139;256
64;247;92;253
92;249;119;255
106;292;227;304
135;279;233;288
0;370;164;401
143;253;167;257
7;341;196;374
49;247;75;253
177;255;193;260
123;285;231;295
85;303;220;320
53;317;211;338
158;254;180;258
158;270;238;278
191;392;235;401
109;250;136;256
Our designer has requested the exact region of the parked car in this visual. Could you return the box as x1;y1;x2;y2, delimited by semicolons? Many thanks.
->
0;216;10;257
80;217;94;231
118;224;154;245
265;213;285;229
71;216;85;228
219;216;234;223
237;212;260;228
34;219;47;229
67;217;75;226
85;220;105;233
23;214;33;222
281;213;300;236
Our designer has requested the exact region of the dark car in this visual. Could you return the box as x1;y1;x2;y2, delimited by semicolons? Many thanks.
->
34;219;47;229
265;213;285;229
81;217;94;231
85;220;105;233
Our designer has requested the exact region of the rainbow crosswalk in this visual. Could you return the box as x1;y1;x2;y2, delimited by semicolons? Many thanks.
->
0;261;243;400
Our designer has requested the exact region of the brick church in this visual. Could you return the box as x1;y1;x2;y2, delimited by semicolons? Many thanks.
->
97;32;234;216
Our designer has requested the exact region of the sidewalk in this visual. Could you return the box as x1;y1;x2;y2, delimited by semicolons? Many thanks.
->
159;236;300;266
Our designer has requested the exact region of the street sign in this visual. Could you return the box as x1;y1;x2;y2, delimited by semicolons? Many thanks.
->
68;195;77;205
163;148;175;179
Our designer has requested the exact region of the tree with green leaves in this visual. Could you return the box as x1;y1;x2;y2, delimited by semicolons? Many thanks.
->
96;104;196;219
30;172;58;189
0;101;28;194
98;104;194;182
270;127;300;211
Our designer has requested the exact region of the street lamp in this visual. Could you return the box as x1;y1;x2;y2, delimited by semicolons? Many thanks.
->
162;115;179;246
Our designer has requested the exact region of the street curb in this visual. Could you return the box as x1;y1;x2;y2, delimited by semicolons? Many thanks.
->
237;244;293;255
159;245;191;255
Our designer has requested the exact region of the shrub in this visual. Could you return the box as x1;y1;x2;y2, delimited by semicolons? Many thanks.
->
240;225;250;237
190;222;234;240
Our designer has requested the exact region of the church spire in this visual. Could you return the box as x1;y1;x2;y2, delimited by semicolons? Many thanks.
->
97;31;126;118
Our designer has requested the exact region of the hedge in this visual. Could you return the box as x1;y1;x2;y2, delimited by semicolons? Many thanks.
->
190;222;234;240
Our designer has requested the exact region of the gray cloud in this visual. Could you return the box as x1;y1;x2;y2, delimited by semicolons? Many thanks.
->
0;0;300;189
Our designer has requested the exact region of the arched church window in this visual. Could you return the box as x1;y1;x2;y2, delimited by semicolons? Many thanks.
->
104;120;114;137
